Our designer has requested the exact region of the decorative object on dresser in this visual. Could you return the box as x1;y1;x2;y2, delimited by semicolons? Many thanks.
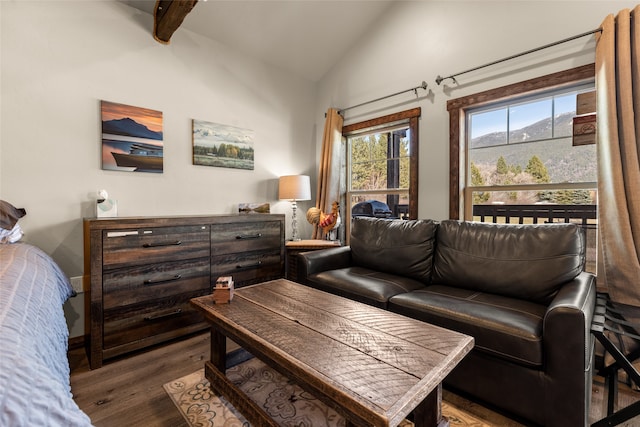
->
96;189;118;218
83;214;284;369
285;239;340;282
238;202;270;214
278;174;311;241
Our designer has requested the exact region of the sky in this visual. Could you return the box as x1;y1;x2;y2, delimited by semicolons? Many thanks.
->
470;93;576;139
101;100;163;133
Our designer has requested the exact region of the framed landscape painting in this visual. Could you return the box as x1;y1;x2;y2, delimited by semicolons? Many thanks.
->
101;101;163;173
192;119;254;170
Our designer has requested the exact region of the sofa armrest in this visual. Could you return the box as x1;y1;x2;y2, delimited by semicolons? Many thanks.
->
542;271;596;419
544;271;596;369
297;246;352;280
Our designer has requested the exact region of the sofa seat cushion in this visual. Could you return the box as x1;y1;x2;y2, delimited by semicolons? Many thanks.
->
350;217;437;283
306;267;426;308
433;220;586;304
389;285;547;368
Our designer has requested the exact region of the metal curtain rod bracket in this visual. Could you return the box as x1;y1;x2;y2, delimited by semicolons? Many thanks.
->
337;81;428;115
435;28;603;86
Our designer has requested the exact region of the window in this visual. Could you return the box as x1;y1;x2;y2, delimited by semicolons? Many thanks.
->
448;64;597;273
342;108;420;238
468;84;596;202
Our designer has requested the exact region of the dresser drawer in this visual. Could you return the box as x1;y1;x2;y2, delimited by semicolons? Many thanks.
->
211;250;282;287
210;221;281;255
103;225;210;269
102;258;210;309
84;214;284;368
102;290;208;350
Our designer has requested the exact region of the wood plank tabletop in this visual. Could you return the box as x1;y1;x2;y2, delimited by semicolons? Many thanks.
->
191;279;474;427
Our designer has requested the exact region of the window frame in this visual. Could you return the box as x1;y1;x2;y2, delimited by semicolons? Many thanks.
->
447;64;595;219
342;107;421;237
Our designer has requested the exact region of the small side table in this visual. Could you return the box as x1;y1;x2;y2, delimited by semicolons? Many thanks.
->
285;239;341;282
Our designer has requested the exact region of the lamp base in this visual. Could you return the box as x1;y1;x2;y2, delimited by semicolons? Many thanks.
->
291;201;300;241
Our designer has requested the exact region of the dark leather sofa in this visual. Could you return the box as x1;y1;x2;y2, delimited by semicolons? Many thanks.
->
297;217;596;427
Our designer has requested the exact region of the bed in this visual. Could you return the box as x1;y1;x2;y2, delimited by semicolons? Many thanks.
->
0;242;93;426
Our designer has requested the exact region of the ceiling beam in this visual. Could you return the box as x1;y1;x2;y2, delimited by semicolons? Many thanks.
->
153;0;198;44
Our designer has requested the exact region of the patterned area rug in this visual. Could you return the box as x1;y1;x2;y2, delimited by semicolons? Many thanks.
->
164;356;498;427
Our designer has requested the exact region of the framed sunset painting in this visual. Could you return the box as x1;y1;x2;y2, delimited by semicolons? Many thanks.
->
101;101;164;173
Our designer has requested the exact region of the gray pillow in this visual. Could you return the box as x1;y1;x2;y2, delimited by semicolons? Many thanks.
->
350;217;437;283
0;200;26;230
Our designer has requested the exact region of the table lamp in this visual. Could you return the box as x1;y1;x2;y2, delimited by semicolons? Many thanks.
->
279;175;311;241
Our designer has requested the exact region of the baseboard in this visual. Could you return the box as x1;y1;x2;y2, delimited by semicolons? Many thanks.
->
68;334;86;350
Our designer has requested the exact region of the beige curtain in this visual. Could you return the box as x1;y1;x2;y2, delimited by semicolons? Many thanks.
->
596;6;640;306
312;108;344;239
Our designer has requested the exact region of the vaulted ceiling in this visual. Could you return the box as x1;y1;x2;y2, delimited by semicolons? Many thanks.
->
120;0;395;82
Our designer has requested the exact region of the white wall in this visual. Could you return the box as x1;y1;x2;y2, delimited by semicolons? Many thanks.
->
315;0;638;221
0;1;317;337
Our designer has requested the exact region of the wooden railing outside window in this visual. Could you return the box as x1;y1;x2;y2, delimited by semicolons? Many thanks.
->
472;204;596;228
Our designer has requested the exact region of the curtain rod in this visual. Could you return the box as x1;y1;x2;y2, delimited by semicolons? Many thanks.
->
435;28;602;86
338;81;428;115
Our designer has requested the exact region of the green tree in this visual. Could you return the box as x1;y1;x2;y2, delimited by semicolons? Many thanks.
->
218;143;228;157
350;134;391;191
525;155;550;183
496;156;508;175
525;155;551;202
349;129;411;213
552;189;593;204
470;162;489;203
398;139;410;189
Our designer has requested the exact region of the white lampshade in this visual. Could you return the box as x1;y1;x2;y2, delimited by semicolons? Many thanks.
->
278;175;311;201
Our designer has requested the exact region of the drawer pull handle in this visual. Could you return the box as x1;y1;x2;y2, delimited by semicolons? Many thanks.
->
144;309;182;321
143;274;182;285
142;240;182;248
236;233;262;240
236;261;262;269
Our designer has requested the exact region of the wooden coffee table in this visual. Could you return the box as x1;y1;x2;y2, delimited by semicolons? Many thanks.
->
191;279;473;427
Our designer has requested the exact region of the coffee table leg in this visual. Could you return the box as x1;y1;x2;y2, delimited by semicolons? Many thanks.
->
413;383;449;427
204;326;280;427
210;326;227;371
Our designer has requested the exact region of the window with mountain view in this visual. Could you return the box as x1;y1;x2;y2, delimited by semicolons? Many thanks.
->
462;78;597;273
467;83;596;206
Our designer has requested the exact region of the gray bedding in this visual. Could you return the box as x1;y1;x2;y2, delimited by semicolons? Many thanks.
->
0;242;92;426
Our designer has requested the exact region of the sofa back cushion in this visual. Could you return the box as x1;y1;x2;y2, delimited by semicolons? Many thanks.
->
433;220;585;304
350;217;437;283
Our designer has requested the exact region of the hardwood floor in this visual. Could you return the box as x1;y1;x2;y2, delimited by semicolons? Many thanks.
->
69;332;640;427
69;332;230;427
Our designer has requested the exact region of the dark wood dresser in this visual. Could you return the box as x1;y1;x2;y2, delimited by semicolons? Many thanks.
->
83;214;284;369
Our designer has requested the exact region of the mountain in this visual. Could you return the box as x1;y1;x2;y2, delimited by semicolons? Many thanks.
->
470;112;596;183
102;117;163;140
471;112;575;149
